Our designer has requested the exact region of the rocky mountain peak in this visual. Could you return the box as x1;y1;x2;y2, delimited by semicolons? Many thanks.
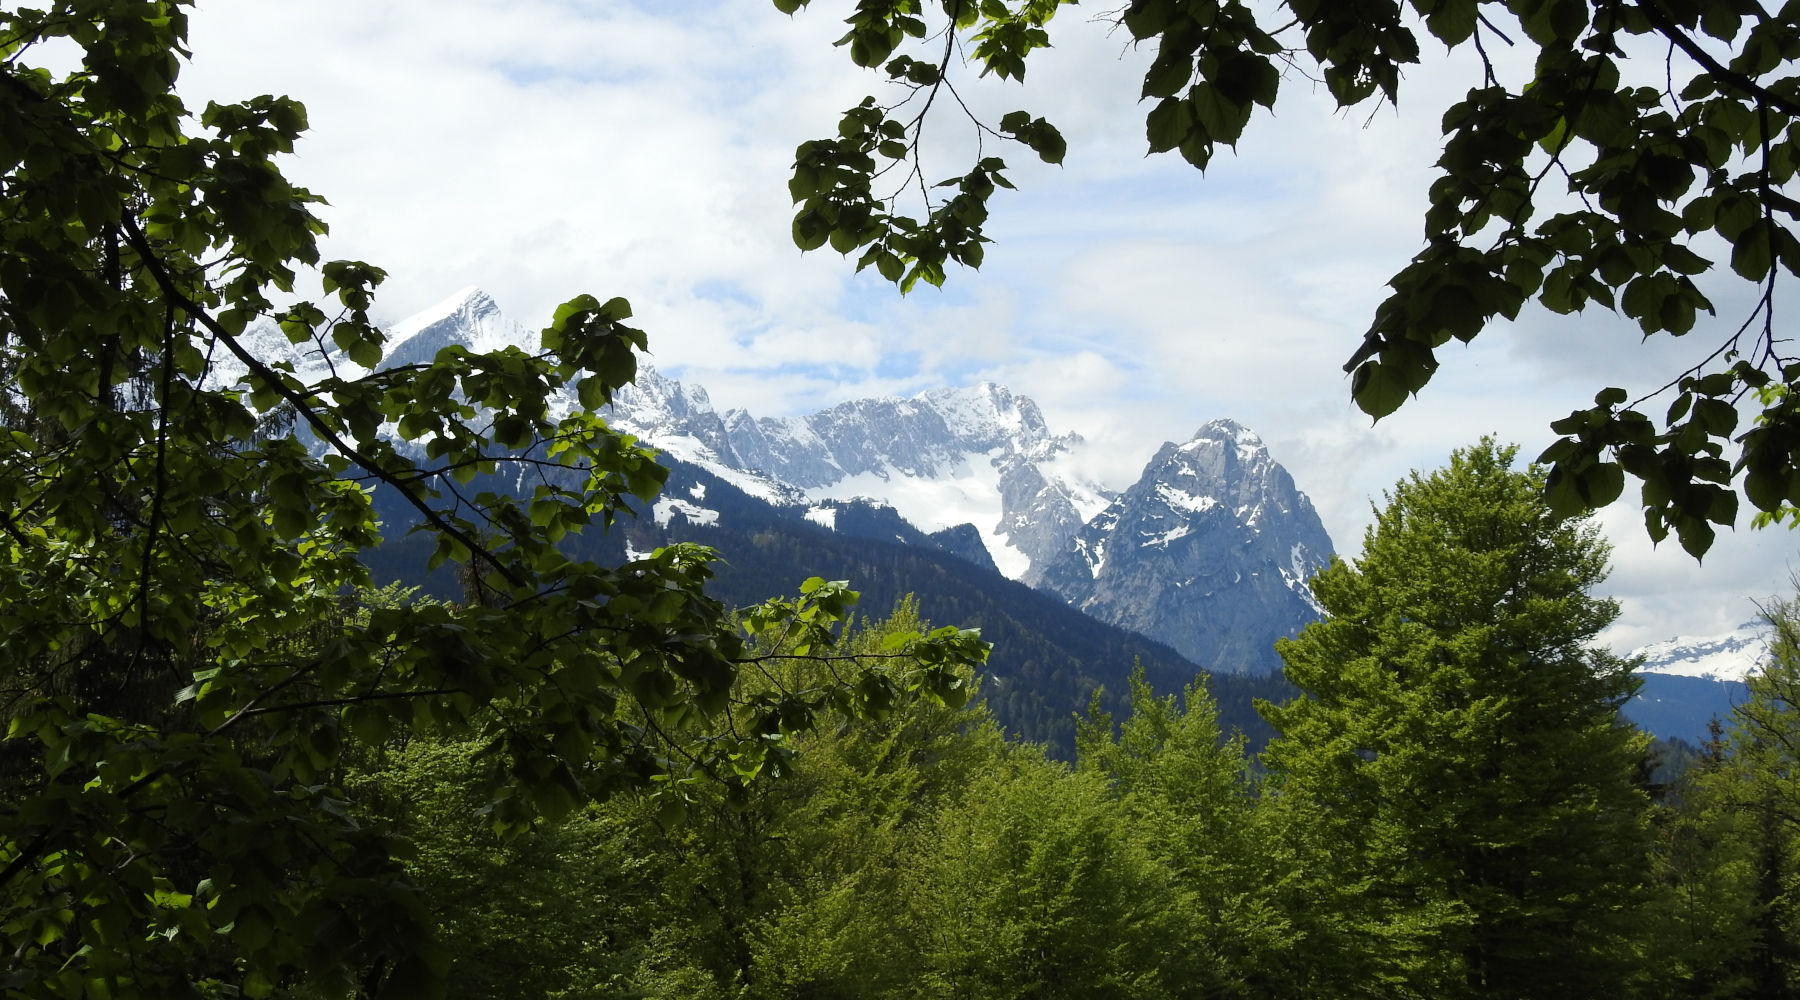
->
604;367;738;470
355;291;1339;678
917;382;1051;447
380;287;531;368
1037;421;1334;674
1137;421;1312;535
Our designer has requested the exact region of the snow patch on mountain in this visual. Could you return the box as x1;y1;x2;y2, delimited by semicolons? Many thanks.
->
803;449;1035;577
1141;524;1193;548
653;497;719;528
1286;543;1325;615
1156;484;1220;515
1631;620;1768;682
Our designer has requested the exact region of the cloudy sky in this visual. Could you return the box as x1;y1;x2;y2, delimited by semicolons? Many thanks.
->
172;0;1795;650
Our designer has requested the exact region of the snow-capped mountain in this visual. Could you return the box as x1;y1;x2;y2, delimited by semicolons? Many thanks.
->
601;367;1111;580
205;286;525;386
1630;619;1769;682
332;288;1338;678
1036;420;1335;675
381;285;537;366
1619;620;1768;744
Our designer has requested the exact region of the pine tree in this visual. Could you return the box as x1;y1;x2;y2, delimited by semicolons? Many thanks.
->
1261;440;1653;998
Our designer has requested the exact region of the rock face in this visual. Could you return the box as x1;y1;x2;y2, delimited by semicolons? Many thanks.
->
927;523;1002;575
1036;420;1334;675
607;368;740;472
379;286;534;368
719;383;1110;579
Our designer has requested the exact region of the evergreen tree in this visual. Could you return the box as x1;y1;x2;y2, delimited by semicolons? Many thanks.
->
1261;440;1653;998
1725;599;1800;996
899;751;1185;1000
1076;669;1298;997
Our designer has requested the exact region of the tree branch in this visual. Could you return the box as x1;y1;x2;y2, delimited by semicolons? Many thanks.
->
116;214;524;589
1635;0;1800;119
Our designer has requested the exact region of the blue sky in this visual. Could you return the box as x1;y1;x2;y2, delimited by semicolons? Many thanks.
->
176;0;1798;650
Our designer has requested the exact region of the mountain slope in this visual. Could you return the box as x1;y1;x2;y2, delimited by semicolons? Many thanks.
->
360;452;1286;753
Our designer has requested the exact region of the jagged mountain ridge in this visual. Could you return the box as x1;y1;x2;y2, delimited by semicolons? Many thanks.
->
330;287;1338;677
1631;619;1768;682
608;366;1111;580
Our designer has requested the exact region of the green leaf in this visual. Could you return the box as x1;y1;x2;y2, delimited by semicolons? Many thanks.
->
1582;462;1626;507
876;251;905;282
1145;97;1192;154
792;211;830;252
1425;0;1479;46
1731;223;1772;280
1142;57;1193;100
348;339;382;369
1350;359;1412;420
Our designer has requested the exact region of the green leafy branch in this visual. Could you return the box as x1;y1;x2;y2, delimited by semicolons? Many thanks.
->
781;0;1069;290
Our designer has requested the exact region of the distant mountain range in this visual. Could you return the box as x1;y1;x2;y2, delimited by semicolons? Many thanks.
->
307;288;1318;749
249;286;1772;749
341;287;1336;677
1624;619;1767;745
1632;620;1768;682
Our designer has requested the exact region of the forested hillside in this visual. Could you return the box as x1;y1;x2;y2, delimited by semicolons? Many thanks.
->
362;458;1290;753
335;444;1800;999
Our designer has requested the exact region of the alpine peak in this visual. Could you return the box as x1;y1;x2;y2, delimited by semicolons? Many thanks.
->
1037;418;1334;674
380;287;531;367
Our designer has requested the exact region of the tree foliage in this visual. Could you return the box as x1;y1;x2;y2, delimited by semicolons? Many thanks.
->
780;0;1800;556
1261;440;1654;997
1655;595;1800;995
1076;669;1301;996
0;4;988;998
